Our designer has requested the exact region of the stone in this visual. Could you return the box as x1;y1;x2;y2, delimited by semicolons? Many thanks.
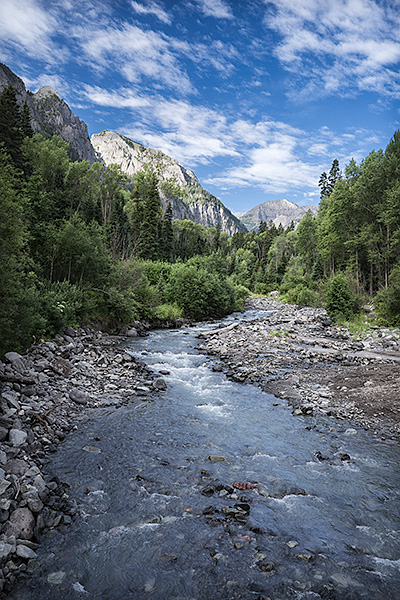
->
0;542;13;561
69;388;89;405
0;479;11;496
4;352;23;364
51;358;72;377
127;328;138;337
9;429;27;447
47;571;66;585
16;545;37;559
0;427;8;442
153;378;167;391
208;455;227;462
25;489;44;513
4;507;35;540
65;327;76;337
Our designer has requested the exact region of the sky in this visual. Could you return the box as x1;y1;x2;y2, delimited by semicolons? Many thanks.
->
0;0;399;214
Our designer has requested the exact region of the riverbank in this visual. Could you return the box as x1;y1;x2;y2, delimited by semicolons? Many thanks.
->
0;326;165;595
198;296;400;441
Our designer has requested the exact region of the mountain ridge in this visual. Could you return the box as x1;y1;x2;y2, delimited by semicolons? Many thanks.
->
237;198;318;231
91;130;246;234
0;63;245;234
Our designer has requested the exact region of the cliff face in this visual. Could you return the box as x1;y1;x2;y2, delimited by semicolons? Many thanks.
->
92;131;246;234
0;63;97;163
0;63;246;234
236;199;318;231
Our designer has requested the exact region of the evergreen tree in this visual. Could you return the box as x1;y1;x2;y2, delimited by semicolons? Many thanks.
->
20;101;33;138
0;85;24;169
162;202;174;261
138;171;162;260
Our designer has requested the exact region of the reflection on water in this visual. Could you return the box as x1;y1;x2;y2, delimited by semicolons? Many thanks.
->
9;310;400;600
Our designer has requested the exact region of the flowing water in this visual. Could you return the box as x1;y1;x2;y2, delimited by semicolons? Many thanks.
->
9;309;400;599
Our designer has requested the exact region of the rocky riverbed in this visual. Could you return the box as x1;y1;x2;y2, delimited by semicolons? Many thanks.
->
198;296;400;441
0;325;164;596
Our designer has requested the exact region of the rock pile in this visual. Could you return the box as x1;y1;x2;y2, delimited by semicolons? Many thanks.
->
198;297;400;439
0;327;161;595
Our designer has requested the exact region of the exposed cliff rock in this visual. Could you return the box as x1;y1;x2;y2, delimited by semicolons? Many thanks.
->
91;131;246;234
236;199;318;231
0;63;97;163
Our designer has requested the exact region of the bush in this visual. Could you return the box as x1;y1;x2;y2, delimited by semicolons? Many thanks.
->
167;263;235;319
375;263;400;325
325;272;357;321
39;280;85;336
153;303;183;322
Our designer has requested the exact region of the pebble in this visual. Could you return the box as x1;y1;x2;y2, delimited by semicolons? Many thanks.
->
0;324;160;595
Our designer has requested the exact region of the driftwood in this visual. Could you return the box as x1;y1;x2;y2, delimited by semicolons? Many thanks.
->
0;373;36;386
197;322;239;338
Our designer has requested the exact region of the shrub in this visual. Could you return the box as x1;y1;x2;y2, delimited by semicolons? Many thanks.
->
325;272;356;321
375;263;400;325
167;263;235;319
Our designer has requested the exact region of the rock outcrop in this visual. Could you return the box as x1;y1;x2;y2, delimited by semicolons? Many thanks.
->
0;63;97;163
236;199;318;231
91;131;246;234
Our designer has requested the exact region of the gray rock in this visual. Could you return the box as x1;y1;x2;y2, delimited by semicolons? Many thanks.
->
9;429;28;447
16;544;37;559
0;478;11;495
51;358;72;377
47;571;66;585
69;388;90;405
4;507;35;540
24;488;44;513
65;327;76;337
0;542;13;560
0;427;8;442
4;352;23;363
153;378;167;391
127;327;138;337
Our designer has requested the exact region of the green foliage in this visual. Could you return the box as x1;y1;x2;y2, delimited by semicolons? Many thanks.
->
375;262;400;325
153;303;183;322
325;273;357;321
166;262;235;320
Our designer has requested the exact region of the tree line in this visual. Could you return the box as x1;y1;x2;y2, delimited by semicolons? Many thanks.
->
1;82;399;356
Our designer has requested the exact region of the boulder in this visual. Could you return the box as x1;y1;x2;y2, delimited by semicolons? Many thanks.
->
69;388;89;405
3;507;35;540
9;429;28;447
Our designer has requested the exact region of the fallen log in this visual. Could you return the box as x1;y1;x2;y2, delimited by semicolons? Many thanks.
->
0;373;36;385
197;322;239;338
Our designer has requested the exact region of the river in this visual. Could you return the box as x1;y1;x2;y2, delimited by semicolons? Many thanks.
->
9;308;400;599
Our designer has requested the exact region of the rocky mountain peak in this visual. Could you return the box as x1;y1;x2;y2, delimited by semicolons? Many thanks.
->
92;130;246;234
34;86;60;100
237;198;318;231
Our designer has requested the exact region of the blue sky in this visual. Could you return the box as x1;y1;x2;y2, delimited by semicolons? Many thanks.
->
1;0;399;213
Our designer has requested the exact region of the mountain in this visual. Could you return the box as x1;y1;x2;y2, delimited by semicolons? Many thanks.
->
0;63;245;234
0;63;97;163
236;199;318;231
91;130;246;234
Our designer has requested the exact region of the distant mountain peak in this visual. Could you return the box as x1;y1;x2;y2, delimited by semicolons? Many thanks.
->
92;130;246;234
237;199;317;231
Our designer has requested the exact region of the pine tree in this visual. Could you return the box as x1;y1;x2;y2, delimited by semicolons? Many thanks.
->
138;171;162;260
20;101;33;138
162;202;174;261
0;85;24;170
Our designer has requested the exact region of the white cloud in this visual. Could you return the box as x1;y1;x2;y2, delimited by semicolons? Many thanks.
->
131;1;172;25
74;23;194;94
83;86;150;109
0;0;62;62
263;0;400;98
196;0;234;19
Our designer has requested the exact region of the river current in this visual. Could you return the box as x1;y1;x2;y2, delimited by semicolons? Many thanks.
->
9;308;400;599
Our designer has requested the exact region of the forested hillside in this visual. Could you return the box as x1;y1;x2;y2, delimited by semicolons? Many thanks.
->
1;82;400;357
